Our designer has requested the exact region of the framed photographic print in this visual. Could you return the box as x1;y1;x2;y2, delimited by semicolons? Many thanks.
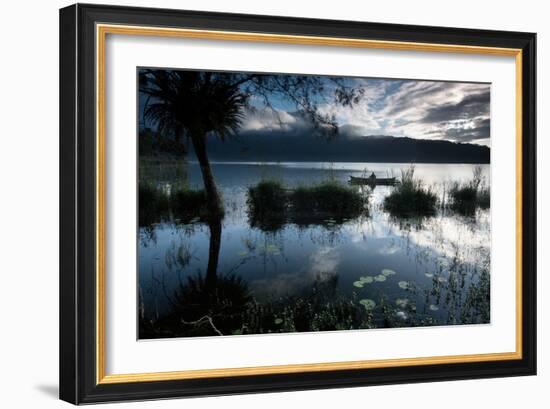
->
59;3;536;404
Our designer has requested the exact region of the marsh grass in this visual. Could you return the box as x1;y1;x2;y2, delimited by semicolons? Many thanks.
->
449;166;490;215
383;166;437;217
139;183;209;226
140;273;376;338
292;180;367;214
139;157;188;191
247;179;368;230
477;187;490;209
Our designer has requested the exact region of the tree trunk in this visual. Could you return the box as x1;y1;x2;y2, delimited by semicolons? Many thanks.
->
190;133;224;218
190;132;223;288
205;218;222;289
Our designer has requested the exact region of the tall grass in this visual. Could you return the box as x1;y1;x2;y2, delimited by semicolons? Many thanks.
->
247;180;287;218
291;180;367;214
383;166;437;216
449;166;490;215
247;179;368;230
246;180;288;230
139;183;209;226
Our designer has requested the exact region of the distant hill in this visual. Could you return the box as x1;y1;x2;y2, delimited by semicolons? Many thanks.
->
198;133;490;164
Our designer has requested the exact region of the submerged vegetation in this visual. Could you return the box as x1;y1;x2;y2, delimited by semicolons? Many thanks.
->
383;166;438;217
140;273;377;338
247;179;368;230
140;245;491;337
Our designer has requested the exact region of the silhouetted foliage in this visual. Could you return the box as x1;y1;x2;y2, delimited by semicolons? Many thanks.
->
139;69;365;218
449;165;490;215
384;166;437;216
139;128;187;158
247;179;368;231
138;184;209;227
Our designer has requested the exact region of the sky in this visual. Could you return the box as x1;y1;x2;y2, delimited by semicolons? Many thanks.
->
240;77;491;147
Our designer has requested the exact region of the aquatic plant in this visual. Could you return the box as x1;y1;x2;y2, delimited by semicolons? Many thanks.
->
139;183;168;227
247;179;368;231
383;166;437;217
247;179;288;215
460;268;490;324
141;272;381;338
139;272;252;338
477;186;490;209
291;180;368;215
359;299;376;310
398;281;409;290
395;298;409;308
139;183;212;227
449;165;490;215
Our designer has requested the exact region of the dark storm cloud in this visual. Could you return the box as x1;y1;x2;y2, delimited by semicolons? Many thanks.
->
139;73;491;147
307;79;491;146
420;91;490;124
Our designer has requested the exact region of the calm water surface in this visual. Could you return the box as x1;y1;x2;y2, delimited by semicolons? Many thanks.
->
139;162;490;333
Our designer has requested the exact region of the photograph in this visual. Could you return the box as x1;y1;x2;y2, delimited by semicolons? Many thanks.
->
53;2;537;405
137;68;492;339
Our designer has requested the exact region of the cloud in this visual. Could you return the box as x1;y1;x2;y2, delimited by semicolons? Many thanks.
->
419;91;490;124
236;77;491;146
438;117;491;144
240;107;303;132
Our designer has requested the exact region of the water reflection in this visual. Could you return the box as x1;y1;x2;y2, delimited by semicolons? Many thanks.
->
139;162;490;338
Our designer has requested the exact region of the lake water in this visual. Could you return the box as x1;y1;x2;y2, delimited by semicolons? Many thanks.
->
139;162;490;338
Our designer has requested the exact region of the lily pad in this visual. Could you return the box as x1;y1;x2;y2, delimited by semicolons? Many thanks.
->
237;251;249;257
382;269;397;276
359;299;376;310
359;275;374;284
425;273;434;278
437;277;448;283
353;281;364;288
398;281;409;290
374;274;387;282
274;318;283;325
395;298;409;308
395;311;408;320
429;304;439;311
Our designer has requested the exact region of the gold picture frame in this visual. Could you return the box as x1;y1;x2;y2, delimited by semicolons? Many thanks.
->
60;4;536;404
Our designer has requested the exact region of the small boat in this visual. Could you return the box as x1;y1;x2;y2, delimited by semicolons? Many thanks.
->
349;175;397;186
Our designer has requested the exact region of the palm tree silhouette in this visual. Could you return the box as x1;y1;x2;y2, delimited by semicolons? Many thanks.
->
141;70;247;217
140;69;364;288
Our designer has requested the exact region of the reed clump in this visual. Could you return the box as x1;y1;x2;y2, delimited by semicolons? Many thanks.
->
247;179;368;230
139;183;209;226
449;166;490;215
383;166;437;216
